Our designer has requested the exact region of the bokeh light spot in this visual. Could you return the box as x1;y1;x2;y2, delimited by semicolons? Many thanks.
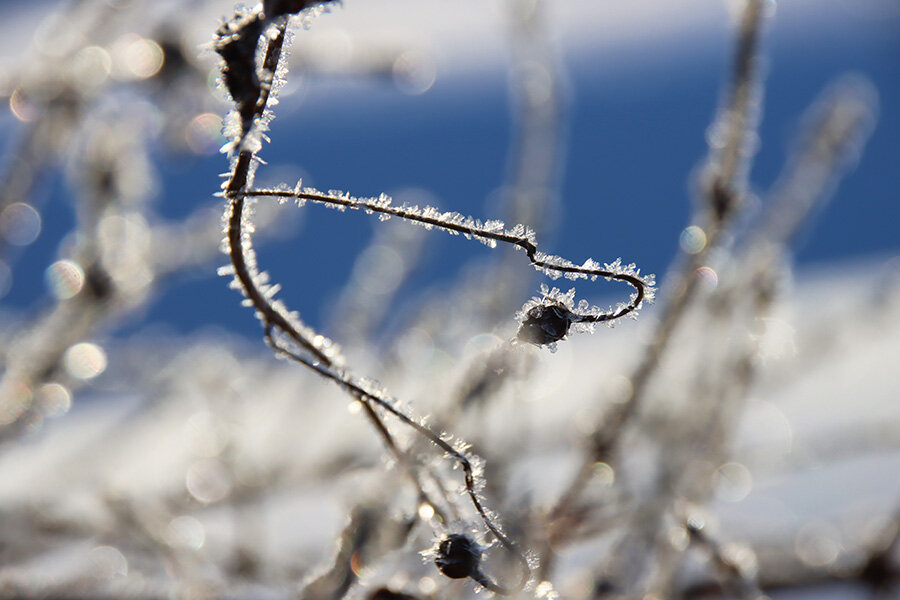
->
0;202;42;246
393;51;436;95
418;502;435;521
694;265;718;289
37;383;72;418
592;462;615;486
73;46;112;88
185;112;225;155
89;545;128;578
679;225;707;254
115;34;164;80
63;342;107;380
713;461;752;503
185;458;232;504
45;260;85;300
9;89;38;122
166;515;206;550
418;577;437;595
795;522;842;567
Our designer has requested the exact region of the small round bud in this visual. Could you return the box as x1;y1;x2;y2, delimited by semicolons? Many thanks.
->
434;534;481;580
516;302;573;346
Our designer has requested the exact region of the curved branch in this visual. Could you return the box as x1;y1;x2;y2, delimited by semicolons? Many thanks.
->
265;331;532;594
240;186;655;329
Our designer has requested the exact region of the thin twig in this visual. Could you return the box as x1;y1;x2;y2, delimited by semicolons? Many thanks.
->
240;186;652;326
218;11;537;594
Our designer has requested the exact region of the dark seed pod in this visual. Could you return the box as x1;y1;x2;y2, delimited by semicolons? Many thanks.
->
516;302;574;346
434;534;481;580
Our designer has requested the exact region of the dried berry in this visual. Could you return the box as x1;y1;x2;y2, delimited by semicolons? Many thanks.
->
434;534;481;580
516;302;574;346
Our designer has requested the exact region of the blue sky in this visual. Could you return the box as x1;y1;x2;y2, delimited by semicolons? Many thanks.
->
1;0;898;338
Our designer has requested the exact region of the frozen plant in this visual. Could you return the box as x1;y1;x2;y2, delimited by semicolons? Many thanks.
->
0;1;895;599
214;1;653;594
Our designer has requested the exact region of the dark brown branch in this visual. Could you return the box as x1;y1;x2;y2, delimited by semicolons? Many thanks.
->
219;13;533;595
265;335;532;595
240;187;652;327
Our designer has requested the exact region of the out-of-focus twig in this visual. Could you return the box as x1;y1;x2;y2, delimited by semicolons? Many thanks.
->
543;0;769;573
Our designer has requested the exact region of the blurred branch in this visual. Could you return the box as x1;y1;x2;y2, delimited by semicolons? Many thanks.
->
543;0;770;573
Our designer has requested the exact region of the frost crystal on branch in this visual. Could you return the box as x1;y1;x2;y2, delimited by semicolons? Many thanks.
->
215;8;536;595
241;185;656;346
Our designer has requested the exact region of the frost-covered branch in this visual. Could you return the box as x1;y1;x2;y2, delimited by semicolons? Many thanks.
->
239;185;655;346
216;5;548;594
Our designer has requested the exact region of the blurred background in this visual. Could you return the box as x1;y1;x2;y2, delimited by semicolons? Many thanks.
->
0;1;898;598
1;0;897;335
